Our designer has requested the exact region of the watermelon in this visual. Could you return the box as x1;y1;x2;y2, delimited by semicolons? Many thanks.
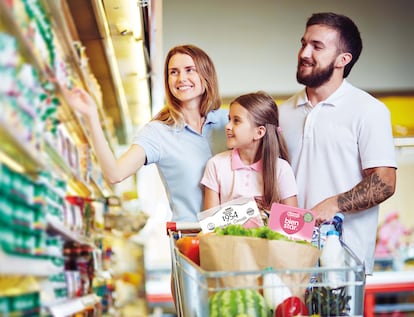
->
209;289;271;317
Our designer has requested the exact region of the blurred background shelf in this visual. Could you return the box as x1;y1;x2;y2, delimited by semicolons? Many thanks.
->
0;249;62;276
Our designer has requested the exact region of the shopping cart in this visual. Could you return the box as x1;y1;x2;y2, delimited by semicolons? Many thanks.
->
167;222;365;317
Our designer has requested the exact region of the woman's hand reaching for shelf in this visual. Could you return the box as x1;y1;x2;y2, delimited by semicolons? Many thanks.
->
61;86;100;123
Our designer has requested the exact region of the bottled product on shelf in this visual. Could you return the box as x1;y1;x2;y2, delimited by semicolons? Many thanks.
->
0;0;150;315
0;0;117;315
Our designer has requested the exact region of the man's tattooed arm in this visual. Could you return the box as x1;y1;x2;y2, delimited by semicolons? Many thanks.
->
337;167;396;213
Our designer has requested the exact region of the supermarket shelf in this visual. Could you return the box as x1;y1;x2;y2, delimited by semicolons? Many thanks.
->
0;117;44;173
376;303;414;314
1;0;113;199
366;270;414;285
0;1;51;77
365;271;414;317
1;0;91;148
0;249;62;276
46;294;100;317
90;176;111;198
43;140;92;197
394;137;414;147
42;0;115;148
47;214;93;246
43;140;113;198
1;1;114;315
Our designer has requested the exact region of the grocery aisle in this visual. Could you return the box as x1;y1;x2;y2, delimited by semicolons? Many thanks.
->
0;0;151;315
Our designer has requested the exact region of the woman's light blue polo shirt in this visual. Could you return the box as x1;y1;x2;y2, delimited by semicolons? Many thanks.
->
133;108;228;222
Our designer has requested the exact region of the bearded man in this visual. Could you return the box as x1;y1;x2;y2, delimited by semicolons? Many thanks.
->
279;12;397;275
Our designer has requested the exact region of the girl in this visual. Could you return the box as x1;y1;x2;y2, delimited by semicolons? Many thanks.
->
201;91;298;222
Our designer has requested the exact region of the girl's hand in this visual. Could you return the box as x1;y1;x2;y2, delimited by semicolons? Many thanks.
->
61;86;99;120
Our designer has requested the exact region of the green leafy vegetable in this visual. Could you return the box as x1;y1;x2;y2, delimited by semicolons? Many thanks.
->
214;224;295;241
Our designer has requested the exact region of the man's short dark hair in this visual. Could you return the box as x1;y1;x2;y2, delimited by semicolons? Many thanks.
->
307;12;363;78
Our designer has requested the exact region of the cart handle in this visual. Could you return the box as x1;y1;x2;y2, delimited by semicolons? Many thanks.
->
166;221;201;235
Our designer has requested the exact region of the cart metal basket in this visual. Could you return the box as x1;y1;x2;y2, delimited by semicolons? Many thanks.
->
167;222;365;317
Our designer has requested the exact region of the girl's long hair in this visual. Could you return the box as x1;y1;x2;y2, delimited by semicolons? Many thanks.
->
231;91;290;209
153;44;221;126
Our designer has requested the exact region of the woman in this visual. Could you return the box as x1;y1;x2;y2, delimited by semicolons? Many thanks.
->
64;44;228;221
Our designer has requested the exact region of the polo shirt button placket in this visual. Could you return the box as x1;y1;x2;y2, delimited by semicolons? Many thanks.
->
304;103;322;140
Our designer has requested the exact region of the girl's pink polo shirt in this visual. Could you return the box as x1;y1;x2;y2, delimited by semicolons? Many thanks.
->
201;148;297;205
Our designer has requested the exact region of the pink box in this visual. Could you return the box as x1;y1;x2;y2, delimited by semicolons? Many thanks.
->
268;203;316;242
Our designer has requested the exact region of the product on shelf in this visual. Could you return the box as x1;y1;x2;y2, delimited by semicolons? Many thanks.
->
0;0;135;315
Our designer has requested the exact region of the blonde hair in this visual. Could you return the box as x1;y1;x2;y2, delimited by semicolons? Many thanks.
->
153;45;221;126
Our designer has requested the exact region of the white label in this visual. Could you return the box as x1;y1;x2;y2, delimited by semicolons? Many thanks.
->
199;198;260;233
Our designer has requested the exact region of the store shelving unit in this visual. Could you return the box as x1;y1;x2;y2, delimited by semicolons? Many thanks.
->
0;249;61;276
0;0;118;315
46;214;94;246
394;137;414;147
46;294;101;317
0;117;44;173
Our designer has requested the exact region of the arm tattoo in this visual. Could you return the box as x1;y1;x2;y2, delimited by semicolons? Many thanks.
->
338;173;394;213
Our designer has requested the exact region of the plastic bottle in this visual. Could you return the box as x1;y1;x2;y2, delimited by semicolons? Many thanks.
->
319;213;344;248
333;212;344;237
319;230;346;287
311;226;320;248
262;267;292;308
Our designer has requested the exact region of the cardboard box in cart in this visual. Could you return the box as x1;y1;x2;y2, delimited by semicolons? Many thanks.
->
268;203;317;242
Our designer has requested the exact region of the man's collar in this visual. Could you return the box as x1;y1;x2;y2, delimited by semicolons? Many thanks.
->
296;80;349;108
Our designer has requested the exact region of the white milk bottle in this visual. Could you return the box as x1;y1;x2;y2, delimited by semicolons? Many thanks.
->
320;230;346;287
262;267;291;308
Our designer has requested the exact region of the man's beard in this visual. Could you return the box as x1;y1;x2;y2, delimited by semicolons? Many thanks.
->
296;60;335;88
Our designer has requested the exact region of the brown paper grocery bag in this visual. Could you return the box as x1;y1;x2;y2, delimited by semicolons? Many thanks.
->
199;234;321;297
